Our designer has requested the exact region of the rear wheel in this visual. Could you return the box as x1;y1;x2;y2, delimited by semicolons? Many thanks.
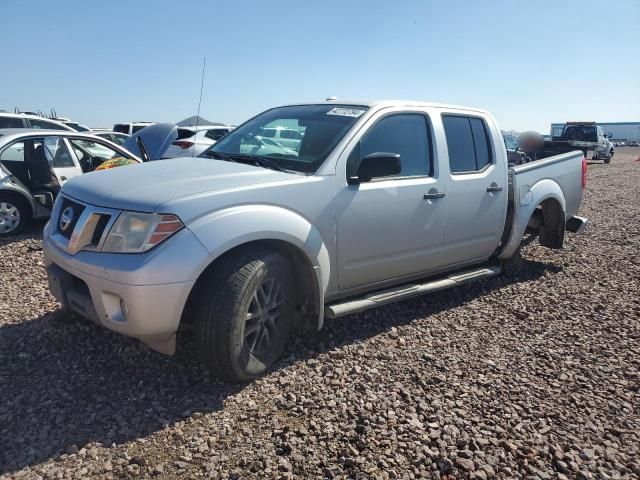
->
195;249;296;382
0;193;31;237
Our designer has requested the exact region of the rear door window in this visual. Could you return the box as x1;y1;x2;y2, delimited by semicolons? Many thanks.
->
0;117;25;129
442;115;493;174
0;141;26;162
28;119;68;130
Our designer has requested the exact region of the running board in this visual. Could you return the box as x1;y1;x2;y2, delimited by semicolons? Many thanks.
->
325;266;501;318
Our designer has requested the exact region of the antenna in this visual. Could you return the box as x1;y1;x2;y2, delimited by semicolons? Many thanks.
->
193;57;206;157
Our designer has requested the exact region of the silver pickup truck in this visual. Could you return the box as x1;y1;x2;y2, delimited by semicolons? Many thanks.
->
43;100;588;382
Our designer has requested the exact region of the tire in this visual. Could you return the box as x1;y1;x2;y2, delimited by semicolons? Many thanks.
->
604;150;613;163
501;244;523;278
194;249;296;382
0;193;32;237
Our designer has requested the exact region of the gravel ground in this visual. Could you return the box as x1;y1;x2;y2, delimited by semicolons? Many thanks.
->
1;149;638;480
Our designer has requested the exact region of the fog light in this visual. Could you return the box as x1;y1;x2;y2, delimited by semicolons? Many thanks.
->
119;298;128;318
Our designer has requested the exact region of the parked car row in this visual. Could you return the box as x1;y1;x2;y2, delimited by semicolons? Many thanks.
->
614;140;639;147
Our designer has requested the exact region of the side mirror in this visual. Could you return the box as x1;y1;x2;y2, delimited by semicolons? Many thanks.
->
348;152;401;184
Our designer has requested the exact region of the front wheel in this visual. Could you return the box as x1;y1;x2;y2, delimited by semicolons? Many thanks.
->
0;194;31;237
195;249;296;382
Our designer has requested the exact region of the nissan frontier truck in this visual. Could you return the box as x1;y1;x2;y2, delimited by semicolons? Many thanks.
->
43;100;588;382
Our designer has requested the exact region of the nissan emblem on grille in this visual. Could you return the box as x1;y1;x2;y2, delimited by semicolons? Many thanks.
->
59;207;75;232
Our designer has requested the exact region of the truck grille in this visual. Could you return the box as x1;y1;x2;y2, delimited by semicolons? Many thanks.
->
51;196;119;255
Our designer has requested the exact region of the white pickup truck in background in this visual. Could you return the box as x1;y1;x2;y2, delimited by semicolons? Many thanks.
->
44;100;589;382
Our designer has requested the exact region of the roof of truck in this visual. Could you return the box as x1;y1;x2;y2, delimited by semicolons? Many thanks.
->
285;99;491;114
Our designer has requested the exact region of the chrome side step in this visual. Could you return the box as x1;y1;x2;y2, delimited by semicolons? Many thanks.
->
325;266;501;318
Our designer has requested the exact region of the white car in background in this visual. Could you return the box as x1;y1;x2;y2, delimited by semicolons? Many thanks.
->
113;122;155;135
163;125;233;158
258;126;303;150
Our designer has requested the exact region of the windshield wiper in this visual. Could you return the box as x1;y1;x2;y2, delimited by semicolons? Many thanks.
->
226;154;304;175
202;151;304;175
202;150;232;160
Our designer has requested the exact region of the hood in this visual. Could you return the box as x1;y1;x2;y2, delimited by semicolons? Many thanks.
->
122;123;178;160
62;157;298;212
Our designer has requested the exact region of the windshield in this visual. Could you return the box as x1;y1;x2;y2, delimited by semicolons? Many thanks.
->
201;104;368;173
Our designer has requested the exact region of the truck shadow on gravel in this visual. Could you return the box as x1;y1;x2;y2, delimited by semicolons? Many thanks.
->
0;257;559;474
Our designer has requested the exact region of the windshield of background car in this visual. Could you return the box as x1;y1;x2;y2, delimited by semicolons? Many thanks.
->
204;104;368;173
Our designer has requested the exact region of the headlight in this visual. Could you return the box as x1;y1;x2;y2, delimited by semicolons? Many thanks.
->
102;212;183;253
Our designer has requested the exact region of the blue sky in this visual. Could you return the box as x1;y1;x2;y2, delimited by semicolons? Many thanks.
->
1;0;638;132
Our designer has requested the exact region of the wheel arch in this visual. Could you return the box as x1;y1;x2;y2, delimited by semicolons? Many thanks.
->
498;179;566;259
0;185;36;216
180;205;331;332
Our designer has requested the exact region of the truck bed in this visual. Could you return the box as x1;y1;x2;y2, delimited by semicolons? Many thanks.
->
498;150;586;260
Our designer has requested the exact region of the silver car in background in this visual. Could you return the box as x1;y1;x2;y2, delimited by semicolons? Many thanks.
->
162;125;233;158
0;129;139;236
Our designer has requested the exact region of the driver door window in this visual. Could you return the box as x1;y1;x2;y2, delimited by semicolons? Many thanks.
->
44;137;83;184
44;137;74;168
358;114;432;177
68;138;122;171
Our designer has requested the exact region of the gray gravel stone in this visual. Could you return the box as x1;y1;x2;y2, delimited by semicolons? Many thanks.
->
0;150;639;480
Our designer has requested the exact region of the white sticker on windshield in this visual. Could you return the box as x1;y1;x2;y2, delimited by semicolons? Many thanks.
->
326;107;366;118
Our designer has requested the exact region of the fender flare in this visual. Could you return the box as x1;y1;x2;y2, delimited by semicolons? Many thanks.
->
187;204;330;328
498;179;566;260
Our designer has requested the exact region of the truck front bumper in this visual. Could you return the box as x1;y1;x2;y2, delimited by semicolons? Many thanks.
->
43;223;209;354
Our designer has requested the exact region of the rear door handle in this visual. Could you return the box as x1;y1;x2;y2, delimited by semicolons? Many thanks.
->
486;186;503;192
424;192;445;199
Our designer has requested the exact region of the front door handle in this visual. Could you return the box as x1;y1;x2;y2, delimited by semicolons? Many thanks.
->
60;176;67;181
424;191;445;199
486;185;503;192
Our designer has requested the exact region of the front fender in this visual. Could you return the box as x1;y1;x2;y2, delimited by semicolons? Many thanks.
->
187;204;331;323
499;178;566;260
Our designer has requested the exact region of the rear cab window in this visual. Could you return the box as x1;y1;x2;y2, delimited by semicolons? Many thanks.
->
442;114;493;174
